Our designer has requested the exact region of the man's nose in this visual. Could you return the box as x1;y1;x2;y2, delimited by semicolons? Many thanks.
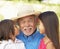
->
25;21;30;27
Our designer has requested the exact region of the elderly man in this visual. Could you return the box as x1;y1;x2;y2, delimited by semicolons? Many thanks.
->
13;4;44;49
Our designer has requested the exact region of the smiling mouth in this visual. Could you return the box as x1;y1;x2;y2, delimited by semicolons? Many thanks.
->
24;27;32;31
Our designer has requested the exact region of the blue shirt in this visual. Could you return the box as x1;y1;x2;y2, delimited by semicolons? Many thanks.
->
16;29;44;49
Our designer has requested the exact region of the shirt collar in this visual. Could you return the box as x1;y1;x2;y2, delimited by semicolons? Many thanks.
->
20;29;38;39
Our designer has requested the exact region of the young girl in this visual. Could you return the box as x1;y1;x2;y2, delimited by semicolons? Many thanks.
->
38;11;59;49
0;19;25;49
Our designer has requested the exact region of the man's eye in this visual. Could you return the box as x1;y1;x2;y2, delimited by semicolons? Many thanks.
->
21;21;25;23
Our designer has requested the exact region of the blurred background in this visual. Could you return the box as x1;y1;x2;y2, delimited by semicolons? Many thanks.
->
0;0;60;43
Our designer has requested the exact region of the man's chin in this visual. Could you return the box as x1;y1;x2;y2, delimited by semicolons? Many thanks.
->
24;32;33;36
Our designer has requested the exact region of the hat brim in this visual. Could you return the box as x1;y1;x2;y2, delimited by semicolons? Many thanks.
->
11;11;40;21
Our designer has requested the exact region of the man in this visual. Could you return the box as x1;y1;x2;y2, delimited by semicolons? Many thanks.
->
13;4;44;49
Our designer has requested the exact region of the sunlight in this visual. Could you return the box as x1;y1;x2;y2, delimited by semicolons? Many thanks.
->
43;0;60;4
0;1;17;19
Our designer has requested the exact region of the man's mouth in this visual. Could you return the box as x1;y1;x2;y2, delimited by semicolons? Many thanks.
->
24;27;32;32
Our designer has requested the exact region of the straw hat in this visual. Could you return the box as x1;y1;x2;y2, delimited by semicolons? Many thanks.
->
11;4;40;20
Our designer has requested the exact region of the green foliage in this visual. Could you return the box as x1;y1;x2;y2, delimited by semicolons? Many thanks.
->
4;0;43;3
38;0;43;2
5;0;19;2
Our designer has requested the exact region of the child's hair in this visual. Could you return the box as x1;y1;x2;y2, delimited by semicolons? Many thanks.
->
38;11;59;49
0;19;15;41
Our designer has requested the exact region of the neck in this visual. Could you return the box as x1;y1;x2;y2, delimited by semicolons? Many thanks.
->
31;28;37;35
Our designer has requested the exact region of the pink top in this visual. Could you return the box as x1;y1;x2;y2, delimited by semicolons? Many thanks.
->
38;39;46;49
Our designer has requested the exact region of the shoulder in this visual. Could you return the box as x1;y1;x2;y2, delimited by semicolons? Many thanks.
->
46;41;55;49
15;38;25;46
43;37;55;49
15;38;24;43
5;43;25;49
4;39;25;49
0;40;11;49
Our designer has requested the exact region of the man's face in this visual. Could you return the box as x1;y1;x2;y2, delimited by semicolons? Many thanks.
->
18;15;36;36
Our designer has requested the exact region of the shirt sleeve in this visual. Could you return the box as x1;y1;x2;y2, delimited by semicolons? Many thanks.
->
38;39;46;49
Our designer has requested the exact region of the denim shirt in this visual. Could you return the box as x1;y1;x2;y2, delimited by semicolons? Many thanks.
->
16;29;44;49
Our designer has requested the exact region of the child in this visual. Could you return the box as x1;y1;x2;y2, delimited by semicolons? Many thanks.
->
38;11;59;49
0;19;25;49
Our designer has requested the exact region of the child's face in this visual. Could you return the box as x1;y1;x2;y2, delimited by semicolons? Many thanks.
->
14;25;19;36
38;20;45;34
